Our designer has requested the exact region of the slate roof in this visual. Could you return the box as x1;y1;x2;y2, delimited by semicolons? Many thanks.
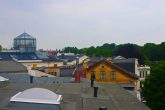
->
0;83;151;110
0;60;27;73
112;58;137;73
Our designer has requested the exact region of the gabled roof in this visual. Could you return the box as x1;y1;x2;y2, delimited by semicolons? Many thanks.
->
87;59;138;80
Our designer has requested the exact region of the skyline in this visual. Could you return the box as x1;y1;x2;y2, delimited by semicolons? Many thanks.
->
0;0;165;49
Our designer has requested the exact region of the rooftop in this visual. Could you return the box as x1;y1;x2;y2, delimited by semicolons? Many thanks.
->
0;60;27;73
0;83;150;110
0;52;40;61
58;54;85;62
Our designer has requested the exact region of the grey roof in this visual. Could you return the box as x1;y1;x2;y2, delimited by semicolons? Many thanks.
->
0;61;27;73
14;32;36;39
58;54;85;62
0;73;73;83
112;58;137;73
87;57;104;67
112;58;137;63
114;63;135;73
60;67;75;77
0;83;150;110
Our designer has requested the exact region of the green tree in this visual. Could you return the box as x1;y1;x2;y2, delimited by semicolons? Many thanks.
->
142;61;165;110
113;43;145;64
63;47;79;54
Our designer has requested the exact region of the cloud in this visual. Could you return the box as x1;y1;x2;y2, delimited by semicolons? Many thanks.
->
0;0;165;49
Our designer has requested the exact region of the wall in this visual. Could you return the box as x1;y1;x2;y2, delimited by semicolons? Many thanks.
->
86;62;135;83
45;68;60;77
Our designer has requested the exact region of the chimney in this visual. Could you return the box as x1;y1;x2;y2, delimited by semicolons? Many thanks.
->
54;64;57;68
91;79;94;87
99;107;107;110
76;57;79;67
32;64;37;69
90;73;95;87
94;87;98;97
30;76;33;84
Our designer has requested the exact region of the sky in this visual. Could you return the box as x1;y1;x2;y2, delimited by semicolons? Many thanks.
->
0;0;165;50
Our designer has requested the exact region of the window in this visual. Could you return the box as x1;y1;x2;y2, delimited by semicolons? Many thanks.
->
100;71;106;80
145;71;148;77
110;71;116;80
143;71;145;77
140;71;142;77
54;72;57;76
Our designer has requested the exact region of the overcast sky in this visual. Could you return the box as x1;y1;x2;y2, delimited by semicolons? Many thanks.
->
0;0;165;49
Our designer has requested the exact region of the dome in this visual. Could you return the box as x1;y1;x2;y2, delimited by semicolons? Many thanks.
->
13;32;37;52
10;88;62;104
15;32;36;40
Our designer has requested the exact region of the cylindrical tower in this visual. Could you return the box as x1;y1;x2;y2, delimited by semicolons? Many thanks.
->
13;32;36;53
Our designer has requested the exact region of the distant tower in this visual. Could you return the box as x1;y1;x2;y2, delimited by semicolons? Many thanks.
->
13;32;36;53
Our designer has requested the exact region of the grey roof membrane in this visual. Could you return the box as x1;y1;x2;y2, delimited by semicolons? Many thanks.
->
0;61;27;73
0;83;151;110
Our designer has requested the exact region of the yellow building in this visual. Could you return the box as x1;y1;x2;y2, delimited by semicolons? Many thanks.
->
86;60;138;84
32;64;60;77
44;67;60;77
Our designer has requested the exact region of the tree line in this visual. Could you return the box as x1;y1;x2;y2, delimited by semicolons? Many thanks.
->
63;42;165;65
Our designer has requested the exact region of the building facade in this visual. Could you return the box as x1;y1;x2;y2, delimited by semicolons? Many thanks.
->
137;65;150;88
85;60;138;84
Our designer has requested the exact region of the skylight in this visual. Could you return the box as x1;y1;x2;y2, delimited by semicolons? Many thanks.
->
10;88;62;104
0;76;9;81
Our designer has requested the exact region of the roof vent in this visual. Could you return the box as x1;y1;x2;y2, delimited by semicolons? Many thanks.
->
99;107;107;110
94;87;98;97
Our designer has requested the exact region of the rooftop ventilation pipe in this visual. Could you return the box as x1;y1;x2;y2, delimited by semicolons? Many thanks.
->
99;107;107;110
30;76;33;84
94;86;98;97
90;73;95;87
